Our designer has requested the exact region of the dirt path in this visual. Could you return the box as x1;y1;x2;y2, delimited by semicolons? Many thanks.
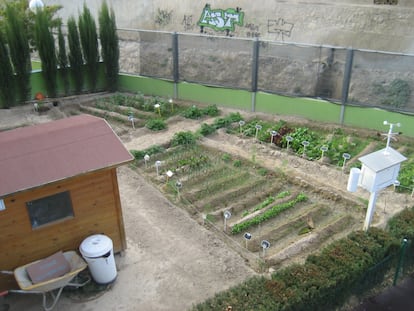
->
2;105;257;311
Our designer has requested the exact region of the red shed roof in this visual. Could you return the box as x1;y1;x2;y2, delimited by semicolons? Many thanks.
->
0;114;134;197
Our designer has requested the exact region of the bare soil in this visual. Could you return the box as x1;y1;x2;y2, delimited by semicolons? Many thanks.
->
1;96;413;311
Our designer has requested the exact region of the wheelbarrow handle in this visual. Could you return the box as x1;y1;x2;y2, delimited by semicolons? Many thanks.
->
0;271;13;275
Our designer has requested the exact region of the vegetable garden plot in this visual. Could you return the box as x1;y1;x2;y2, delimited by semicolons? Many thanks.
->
134;143;366;271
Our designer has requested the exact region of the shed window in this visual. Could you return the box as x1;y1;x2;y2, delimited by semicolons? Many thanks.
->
26;191;74;229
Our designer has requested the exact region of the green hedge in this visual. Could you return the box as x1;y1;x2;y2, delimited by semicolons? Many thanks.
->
192;206;414;311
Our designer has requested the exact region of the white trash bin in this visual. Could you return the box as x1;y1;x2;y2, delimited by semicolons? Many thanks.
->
79;234;117;284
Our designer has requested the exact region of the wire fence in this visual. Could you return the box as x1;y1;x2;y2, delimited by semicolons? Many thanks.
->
117;29;414;115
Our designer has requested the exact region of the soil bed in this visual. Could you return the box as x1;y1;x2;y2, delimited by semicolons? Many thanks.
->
1;94;413;311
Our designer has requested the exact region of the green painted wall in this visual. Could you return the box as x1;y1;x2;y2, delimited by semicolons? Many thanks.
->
118;74;414;137
178;82;252;111
343;106;414;136
119;74;174;97
255;92;341;124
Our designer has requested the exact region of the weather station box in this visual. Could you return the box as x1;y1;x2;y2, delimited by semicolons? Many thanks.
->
358;147;406;193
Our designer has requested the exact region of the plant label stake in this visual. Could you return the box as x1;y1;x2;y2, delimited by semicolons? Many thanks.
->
154;103;161;117
176;181;182;200
393;180;400;192
155;160;161;175
166;170;174;183
302;141;309;157
286;135;293;150
244;232;252;249
270;130;278;145
223;210;231;232
320;145;328;160
169;98;174;113
128;114;135;129
239;120;245;134
255;124;262;141
144;154;150;168
412;179;414;198
261;240;270;258
342;153;351;171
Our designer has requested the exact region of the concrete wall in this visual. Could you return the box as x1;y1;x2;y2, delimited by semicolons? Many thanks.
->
46;0;414;53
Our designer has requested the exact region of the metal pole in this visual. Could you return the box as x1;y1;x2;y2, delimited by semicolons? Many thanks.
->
363;191;378;231
251;37;260;112
340;48;354;125
172;32;179;99
393;238;409;286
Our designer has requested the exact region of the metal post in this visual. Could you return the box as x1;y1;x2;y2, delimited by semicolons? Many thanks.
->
363;191;378;231
340;48;354;124
251;37;260;112
393;238;409;286
172;32;179;99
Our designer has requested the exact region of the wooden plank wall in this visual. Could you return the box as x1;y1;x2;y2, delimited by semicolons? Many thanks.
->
0;168;126;290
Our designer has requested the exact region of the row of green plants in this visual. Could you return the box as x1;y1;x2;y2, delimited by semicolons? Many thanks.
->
242;191;291;217
0;1;119;107
95;93;180;118
192;206;414;311
190;111;414;193
230;119;369;165
128;107;413;193
92;93;226;132
231;193;308;234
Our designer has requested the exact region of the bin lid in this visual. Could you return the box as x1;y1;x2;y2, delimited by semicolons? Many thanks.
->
80;234;113;257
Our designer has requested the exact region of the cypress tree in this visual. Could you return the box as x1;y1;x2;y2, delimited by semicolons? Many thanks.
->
78;4;99;92
57;24;70;95
99;1;119;92
4;3;31;103
0;32;16;108
33;9;57;98
67;16;83;94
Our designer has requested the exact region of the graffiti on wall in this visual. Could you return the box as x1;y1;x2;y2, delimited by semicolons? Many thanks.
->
244;23;260;38
198;4;244;35
155;8;173;26
268;18;294;40
182;15;195;31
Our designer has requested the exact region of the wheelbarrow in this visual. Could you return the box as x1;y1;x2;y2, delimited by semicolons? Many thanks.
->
1;251;90;311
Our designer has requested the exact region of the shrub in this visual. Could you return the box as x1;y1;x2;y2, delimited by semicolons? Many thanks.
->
213;112;243;129
67;16;84;93
34;9;57;97
130;145;165;160
79;3;99;91
375;79;411;108
99;1;119;92
171;131;198;146
233;159;242;167
4;3;31;103
182;105;203;119
387;206;414;241
396;162;414;193
221;153;232;162
202;104;219;116
146;118;166;131
0;32;15;107
199;123;216;136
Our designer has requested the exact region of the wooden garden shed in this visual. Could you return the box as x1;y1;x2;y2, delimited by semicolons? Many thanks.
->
0;114;133;290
